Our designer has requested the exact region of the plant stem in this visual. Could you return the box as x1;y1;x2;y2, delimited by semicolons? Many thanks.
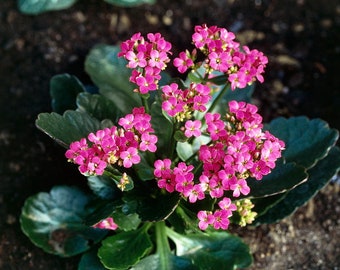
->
207;83;230;115
155;221;171;270
141;94;150;114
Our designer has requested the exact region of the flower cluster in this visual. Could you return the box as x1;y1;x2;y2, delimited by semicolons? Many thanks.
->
65;24;285;231
174;24;268;90
65;107;157;176
154;100;284;230
161;82;211;121
118;32;172;94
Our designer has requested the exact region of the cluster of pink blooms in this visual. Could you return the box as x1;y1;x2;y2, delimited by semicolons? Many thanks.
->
161;82;211;121
173;24;268;90
118;32;172;94
66;25;285;231
65;107;157;176
154;100;285;230
92;217;118;231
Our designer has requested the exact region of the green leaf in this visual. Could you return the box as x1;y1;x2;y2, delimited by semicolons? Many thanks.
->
150;100;174;155
18;0;77;14
20;186;107;257
98;226;153;269
36;111;104;147
245;161;308;198
76;92;122;123
84;199;118;226
255;146;340;224
50;74;85;114
176;142;194;161
85;44;141;113
123;190;180;222
167;230;252;270
103;0;155;7
224;82;255;103
112;208;141;231
267;116;339;168
131;254;196;270
87;175;119;200
176;136;210;161
251;193;287;218
133;152;155;181
78;248;107;270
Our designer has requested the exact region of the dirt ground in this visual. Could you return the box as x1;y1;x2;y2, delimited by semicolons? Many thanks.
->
0;0;339;269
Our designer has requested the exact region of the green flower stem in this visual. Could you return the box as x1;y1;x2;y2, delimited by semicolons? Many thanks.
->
207;83;230;115
141;94;150;114
168;121;180;159
155;221;171;270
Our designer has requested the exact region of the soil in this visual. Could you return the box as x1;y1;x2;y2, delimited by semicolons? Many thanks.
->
0;0;339;269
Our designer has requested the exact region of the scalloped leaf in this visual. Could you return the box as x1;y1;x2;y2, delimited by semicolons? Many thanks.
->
112;208;141;231
87;175;120;200
85;44;142;113
50;74;85;114
98;227;153;269
18;0;77;14
254;146;340;224
104;0;155;7
36;111;104;147
76;92;122;123
78;248;107;270
20;186;107;257
266;116;339;168
131;254;196;270
245;161;308;198
167;230;252;270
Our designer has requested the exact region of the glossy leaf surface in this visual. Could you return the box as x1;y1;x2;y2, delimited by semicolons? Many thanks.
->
98;227;153;269
20;186;107;257
50;74;85;114
36;111;104;147
255;146;340;224
267;116;339;168
85;44;141;113
167;230;252;270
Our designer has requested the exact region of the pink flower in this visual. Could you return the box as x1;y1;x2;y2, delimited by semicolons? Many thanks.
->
186;184;206;203
197;210;215;230
173;51;194;73
139;133;158;152
229;178;250;197
157;176;176;193
162;96;184;117
120;147;141;168
212;210;230;230
184;120;202;138
125;51;147;68
92;217;118;230
218;197;237;213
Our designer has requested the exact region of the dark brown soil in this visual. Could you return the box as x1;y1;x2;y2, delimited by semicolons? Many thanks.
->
1;0;339;269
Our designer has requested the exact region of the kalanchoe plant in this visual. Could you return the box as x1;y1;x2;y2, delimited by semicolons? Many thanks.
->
20;24;340;269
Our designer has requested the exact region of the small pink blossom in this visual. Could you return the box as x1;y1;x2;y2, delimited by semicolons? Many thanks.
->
184;120;202;138
139;133;158;152
197;210;215;230
92;217;118;230
120;147;141;168
173;51;194;73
